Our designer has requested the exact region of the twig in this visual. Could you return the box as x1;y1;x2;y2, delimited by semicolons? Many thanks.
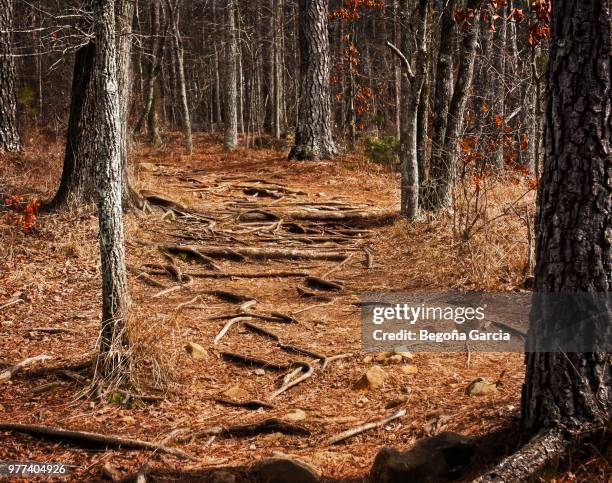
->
322;252;355;278
152;285;182;298
21;327;77;334
325;409;406;445
0;298;23;311
385;41;414;78
0;423;191;459
321;353;353;371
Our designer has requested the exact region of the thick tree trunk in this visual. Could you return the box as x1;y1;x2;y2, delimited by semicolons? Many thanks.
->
522;0;611;432
424;0;482;210
288;0;336;161
223;0;238;151
92;0;129;364
49;0;138;209
0;0;22;152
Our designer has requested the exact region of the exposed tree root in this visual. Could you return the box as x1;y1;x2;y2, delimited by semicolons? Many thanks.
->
305;276;344;291
472;429;574;482
0;423;191;459
179;270;309;279
213;317;252;345
326;409;406;445
213;397;274;410
270;362;315;400
206;290;256;304
219;351;291;371
0;355;52;383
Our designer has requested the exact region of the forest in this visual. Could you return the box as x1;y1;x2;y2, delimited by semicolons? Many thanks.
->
0;0;610;481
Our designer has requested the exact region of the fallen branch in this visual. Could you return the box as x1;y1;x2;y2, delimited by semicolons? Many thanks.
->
0;355;52;383
0;423;191;459
152;285;182;298
326;409;406;445
0;298;23;311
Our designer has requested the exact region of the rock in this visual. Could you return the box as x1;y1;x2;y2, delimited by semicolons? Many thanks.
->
395;351;413;361
222;385;250;400
387;354;403;364
254;368;266;376
139;162;158;172
363;355;373;363
101;462;122;481
185;342;207;359
353;365;388;390
253;456;320;483
400;364;418;375
370;432;476;483
285;409;307;422
465;378;497;396
374;352;393;362
208;470;237;483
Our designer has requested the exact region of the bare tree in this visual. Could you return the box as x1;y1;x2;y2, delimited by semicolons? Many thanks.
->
288;0;336;160
223;0;238;150
0;0;22;152
166;0;192;154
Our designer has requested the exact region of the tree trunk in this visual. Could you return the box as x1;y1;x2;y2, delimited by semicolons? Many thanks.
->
166;0;192;154
395;0;429;219
424;0;482;211
288;0;336;161
0;0;22;152
423;0;455;209
92;0;129;366
49;0;138;209
522;0;611;432
223;0;238;151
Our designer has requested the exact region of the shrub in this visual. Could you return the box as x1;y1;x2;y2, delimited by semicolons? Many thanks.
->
364;135;400;165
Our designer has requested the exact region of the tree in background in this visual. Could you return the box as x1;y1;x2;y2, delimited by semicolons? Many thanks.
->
289;0;336;160
0;0;22;152
49;0;139;209
223;0;238;151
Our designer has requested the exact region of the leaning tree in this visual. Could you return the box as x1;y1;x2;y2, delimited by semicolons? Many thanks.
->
0;0;22;152
480;0;611;479
288;0;336;160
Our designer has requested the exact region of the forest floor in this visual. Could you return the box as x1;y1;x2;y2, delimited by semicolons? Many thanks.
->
1;134;605;482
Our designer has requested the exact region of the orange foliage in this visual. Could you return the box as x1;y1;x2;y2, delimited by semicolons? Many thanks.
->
3;196;41;232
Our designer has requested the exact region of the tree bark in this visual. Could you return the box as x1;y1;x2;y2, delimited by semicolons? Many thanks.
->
92;0;129;363
223;0;238;150
288;0;336;161
0;0;22;152
424;0;482;210
522;0;611;432
49;0;138;210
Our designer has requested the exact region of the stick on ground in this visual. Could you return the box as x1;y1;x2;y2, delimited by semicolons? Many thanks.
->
0;355;52;383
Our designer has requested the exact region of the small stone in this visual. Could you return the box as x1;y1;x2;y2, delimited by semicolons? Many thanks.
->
466;378;497;396
185;342;207;359
387;354;403;364
400;365;418;375
395;351;413;361
253;456;320;483
101;462;122;481
139;162;158;171
222;385;249;400
284;409;307;422
363;355;373;363
353;365;389;390
254;368;266;376
374;352;393;363
121;415;136;424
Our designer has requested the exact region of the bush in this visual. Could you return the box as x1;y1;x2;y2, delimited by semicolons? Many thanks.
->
364;135;400;165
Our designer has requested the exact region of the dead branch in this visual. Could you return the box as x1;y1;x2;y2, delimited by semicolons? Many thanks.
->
322;252;355;278
0;423;191;459
21;327;77;334
326;409;406;445
0;355;52;383
152;285;182;298
363;248;374;268
0;298;23;311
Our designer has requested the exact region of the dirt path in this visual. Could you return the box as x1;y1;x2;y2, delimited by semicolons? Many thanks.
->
0;137;524;481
